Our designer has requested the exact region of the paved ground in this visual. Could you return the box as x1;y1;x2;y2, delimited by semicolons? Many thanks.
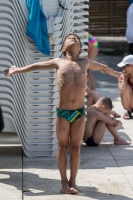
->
0;54;133;200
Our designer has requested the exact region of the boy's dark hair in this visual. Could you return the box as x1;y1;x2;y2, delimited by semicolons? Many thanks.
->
62;33;82;56
96;97;113;110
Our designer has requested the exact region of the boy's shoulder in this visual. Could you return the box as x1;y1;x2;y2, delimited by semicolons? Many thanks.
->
53;57;62;62
88;106;97;114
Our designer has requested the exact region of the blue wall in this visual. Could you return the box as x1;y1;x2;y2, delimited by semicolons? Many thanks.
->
130;0;133;4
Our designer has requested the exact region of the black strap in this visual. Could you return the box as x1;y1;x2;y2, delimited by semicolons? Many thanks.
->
58;0;68;10
0;105;4;132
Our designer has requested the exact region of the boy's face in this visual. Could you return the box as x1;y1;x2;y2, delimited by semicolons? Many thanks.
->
62;35;82;54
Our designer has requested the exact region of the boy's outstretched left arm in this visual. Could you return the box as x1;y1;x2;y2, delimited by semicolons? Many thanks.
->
87;59;120;79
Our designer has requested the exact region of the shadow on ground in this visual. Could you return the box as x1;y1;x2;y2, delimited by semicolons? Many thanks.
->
0;171;133;200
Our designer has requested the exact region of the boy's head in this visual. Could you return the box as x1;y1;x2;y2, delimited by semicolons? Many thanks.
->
117;54;133;75
62;34;82;56
96;97;113;114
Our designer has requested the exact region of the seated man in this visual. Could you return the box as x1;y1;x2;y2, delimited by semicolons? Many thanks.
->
83;97;131;146
117;54;133;119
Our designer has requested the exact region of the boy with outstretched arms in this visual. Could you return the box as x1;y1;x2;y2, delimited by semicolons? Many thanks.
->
4;34;121;194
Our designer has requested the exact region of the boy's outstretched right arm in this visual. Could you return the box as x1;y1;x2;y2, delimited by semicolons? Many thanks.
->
4;59;58;76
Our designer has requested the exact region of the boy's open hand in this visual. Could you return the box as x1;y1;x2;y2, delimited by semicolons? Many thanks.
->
4;66;18;76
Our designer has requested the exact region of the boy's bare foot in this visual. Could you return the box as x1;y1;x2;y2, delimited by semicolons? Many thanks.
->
60;182;76;194
114;138;132;145
69;181;81;194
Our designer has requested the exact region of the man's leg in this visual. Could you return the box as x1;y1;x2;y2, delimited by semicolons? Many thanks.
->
69;116;85;193
131;91;133;109
56;116;72;194
86;90;100;108
88;42;99;60
120;84;133;112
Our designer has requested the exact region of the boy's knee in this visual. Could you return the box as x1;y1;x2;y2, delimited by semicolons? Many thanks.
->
70;145;80;154
58;144;68;152
93;138;100;145
120;84;132;95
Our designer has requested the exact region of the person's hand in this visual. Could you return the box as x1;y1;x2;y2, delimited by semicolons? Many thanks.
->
118;72;129;83
113;120;122;127
118;73;124;83
4;66;18;76
123;72;129;79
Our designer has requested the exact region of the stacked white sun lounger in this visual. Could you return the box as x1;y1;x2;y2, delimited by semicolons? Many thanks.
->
0;0;89;157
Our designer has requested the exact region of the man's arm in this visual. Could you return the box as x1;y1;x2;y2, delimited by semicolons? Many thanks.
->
4;59;58;76
87;59;120;79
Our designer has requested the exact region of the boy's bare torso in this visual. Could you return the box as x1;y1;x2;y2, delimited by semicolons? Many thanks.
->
54;57;88;110
83;106;99;141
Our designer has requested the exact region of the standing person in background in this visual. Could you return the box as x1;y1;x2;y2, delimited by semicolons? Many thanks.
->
85;33;99;60
126;3;133;54
0;105;4;132
85;33;99;98
85;33;99;89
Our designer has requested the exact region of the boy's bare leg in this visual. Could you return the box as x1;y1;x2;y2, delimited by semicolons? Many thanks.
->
106;125;132;145
92;121;106;144
69;116;85;193
56;116;73;194
87;43;99;60
105;114;131;144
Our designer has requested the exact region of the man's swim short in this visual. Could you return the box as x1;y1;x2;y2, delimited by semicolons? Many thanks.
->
56;106;85;123
85;136;98;146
